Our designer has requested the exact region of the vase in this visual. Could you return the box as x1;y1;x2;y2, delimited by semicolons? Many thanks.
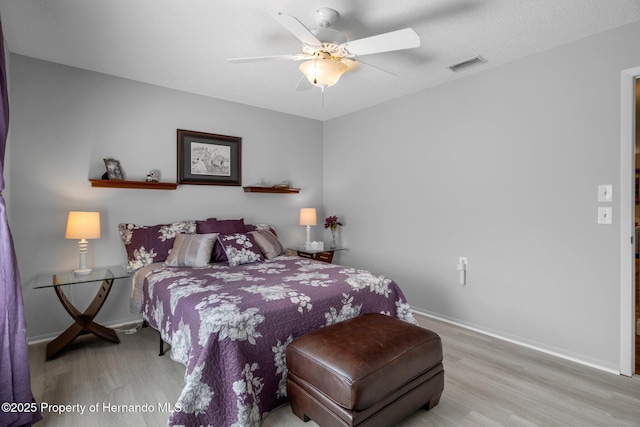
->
330;229;336;249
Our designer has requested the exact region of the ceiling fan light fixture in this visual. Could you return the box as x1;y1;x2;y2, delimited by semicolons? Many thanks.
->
299;58;348;88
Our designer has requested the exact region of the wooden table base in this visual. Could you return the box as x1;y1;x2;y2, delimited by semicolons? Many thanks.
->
46;276;119;360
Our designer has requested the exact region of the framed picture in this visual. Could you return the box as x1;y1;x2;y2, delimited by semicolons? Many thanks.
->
177;130;242;186
103;158;125;180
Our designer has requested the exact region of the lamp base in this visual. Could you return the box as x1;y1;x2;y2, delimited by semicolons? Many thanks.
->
75;239;92;276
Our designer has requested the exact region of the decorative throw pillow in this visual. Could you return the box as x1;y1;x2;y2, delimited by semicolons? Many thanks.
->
196;218;245;234
196;218;246;262
249;229;284;260
118;220;196;272
165;233;218;267
218;233;263;267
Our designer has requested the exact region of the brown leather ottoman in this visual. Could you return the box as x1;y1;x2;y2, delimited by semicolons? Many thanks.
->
286;313;444;427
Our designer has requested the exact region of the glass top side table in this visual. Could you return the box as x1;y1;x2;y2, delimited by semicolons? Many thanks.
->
289;247;346;264
32;266;130;360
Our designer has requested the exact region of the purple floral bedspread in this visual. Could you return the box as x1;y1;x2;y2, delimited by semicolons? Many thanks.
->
134;255;416;427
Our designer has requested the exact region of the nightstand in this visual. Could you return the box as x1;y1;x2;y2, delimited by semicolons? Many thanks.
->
290;247;346;264
32;266;130;360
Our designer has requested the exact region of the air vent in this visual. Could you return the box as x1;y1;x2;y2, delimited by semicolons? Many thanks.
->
449;56;487;72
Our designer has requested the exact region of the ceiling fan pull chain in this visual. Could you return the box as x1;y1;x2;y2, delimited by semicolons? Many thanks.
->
314;59;318;85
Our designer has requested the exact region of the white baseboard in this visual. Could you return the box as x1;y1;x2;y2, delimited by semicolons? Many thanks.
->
411;308;621;376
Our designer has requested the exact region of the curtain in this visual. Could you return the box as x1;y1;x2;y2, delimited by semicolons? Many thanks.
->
0;18;41;427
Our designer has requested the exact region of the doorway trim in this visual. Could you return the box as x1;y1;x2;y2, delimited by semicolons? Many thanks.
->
620;66;639;377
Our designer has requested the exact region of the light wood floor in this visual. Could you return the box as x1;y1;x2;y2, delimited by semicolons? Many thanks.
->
29;315;640;426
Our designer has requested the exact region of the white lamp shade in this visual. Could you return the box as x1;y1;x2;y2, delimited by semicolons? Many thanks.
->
299;208;317;226
65;211;101;239
299;58;348;88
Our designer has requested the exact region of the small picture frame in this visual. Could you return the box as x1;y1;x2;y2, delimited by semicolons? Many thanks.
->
103;158;125;180
177;129;242;186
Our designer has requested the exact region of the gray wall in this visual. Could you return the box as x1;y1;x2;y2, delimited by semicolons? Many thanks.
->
8;55;323;341
323;21;640;371
9;20;640;371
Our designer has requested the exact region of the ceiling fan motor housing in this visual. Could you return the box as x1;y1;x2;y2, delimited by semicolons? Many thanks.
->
314;8;338;28
310;8;346;46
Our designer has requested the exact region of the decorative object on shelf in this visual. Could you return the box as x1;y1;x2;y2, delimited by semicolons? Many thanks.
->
146;169;160;182
65;211;101;275
299;208;317;249
103;158;124;180
324;215;343;249
273;181;290;188
243;179;300;193
177;129;242;186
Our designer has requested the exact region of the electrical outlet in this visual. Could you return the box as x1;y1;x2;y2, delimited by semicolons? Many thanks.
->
457;256;468;285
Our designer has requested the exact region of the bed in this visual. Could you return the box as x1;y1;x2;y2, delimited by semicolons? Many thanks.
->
121;218;416;427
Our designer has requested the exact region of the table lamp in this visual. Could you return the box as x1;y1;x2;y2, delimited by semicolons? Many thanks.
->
299;208;317;249
65;211;101;275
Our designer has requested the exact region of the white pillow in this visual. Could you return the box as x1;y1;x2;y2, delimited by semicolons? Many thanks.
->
165;233;218;267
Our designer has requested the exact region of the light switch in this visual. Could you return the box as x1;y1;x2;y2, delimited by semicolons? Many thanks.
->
597;207;612;224
598;184;612;202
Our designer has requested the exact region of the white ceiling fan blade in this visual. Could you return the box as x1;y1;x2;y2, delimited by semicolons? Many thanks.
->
270;12;323;48
340;28;420;57
229;54;311;63
354;60;397;83
295;75;313;91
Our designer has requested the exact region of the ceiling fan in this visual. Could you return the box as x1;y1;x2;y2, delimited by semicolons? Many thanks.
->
229;8;421;91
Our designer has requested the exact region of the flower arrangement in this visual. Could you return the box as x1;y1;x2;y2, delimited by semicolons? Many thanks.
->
324;215;343;231
324;215;343;248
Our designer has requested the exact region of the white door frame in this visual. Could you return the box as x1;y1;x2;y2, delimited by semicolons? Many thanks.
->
620;66;639;377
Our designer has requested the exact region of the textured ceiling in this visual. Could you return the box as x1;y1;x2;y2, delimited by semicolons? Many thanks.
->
1;0;640;121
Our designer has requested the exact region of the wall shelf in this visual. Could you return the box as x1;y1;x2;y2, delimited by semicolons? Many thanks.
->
243;186;300;194
89;179;178;190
